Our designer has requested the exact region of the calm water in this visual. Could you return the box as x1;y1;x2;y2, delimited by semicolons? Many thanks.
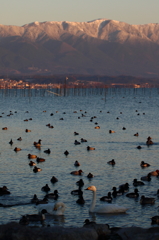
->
0;88;159;229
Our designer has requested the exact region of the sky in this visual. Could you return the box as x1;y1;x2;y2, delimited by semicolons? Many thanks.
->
0;0;159;26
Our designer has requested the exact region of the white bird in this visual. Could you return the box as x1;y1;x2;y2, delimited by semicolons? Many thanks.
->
37;202;65;215
85;185;128;213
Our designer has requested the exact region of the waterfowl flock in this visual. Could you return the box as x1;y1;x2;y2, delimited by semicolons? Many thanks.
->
0;90;159;229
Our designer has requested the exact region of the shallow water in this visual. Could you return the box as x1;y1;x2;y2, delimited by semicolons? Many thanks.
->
0;88;159;228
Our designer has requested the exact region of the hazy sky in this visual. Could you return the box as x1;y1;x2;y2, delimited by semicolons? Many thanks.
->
0;0;159;26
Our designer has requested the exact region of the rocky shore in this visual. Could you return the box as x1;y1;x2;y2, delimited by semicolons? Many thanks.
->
0;222;159;240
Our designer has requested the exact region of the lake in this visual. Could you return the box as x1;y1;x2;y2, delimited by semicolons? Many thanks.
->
0;87;159;228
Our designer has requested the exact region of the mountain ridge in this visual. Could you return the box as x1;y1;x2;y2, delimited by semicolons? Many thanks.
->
1;19;159;77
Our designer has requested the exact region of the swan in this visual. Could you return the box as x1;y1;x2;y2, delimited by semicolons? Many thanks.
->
85;186;128;213
37;202;65;215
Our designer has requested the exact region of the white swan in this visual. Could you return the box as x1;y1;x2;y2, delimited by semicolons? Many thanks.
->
85;186;128;213
37;202;65;215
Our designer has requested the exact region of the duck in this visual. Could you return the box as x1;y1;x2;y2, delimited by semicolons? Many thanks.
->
71;185;83;195
134;132;139;136
36;157;45;163
76;179;84;188
149;170;159;176
74;140;81;145
87;146;95;151
146;136;153;145
100;192;112;203
37;202;66;215
50;176;58;184
83;219;96;226
81;138;87;142
119;183;129;192
41;184;50;192
74;160;80;167
19;215;29;225
140;195;155;204
85;186;128;213
28;154;37;159
31;194;39;203
137;145;142;149
70;169;83;175
74;132;79;135
20;209;47;222
112;187;124;197
107;159;116;165
0;186;11;195
133;179;145;186
109;130;116;133
9;139;13;145
29;161;36;166
2;127;8;130
140;161;150;167
45;190;59;200
141;173;151;181
33;166;42;173
76;192;85;204
36;196;48;205
25;129;31;132
64;150;69;156
14;147;21;152
44;148;51;154
126;189;139;198
151;216;159;224
17;137;22;141
34;139;42;147
94;126;100;129
87;173;94;179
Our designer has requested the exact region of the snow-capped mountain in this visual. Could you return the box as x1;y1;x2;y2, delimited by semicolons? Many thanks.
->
1;19;159;76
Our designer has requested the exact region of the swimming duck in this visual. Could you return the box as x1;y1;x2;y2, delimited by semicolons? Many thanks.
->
9;139;13;145
149;170;159;176
70;169;83;175
133;179;145;186
87;173;94;178
25;129;31;132
141;173;151;181
41;184;50;192
31;194;39;203
134;132;139;136
146;136;154;145
71;187;83;195
94;126;100;129
50;176;58;184
20;209;47;223
112;187;124;198
34;139;42;147
76;179;84;187
74;132;79;135
2;127;8;130
119;183;129;192
74;140;81;145
36;196;48;205
151;216;159;224
33;166;42;173
126;189;139;198
137;145;142;149
14;147;21;152
140;195;155;204
140;161;150;167
29;161;36;166
64;150;69;156
36;157;45;163
109;130;116;133
28;154;37;159
76;191;85;204
0;186;10;195
44;148;51;154
17;137;22;141
100;192;112;203
81;138;87;142
107;159;116;165
74;160;80;167
87;146;95;151
45;190;59;200
83;219;96;226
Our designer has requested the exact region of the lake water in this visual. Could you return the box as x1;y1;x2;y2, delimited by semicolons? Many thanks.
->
0;87;159;229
